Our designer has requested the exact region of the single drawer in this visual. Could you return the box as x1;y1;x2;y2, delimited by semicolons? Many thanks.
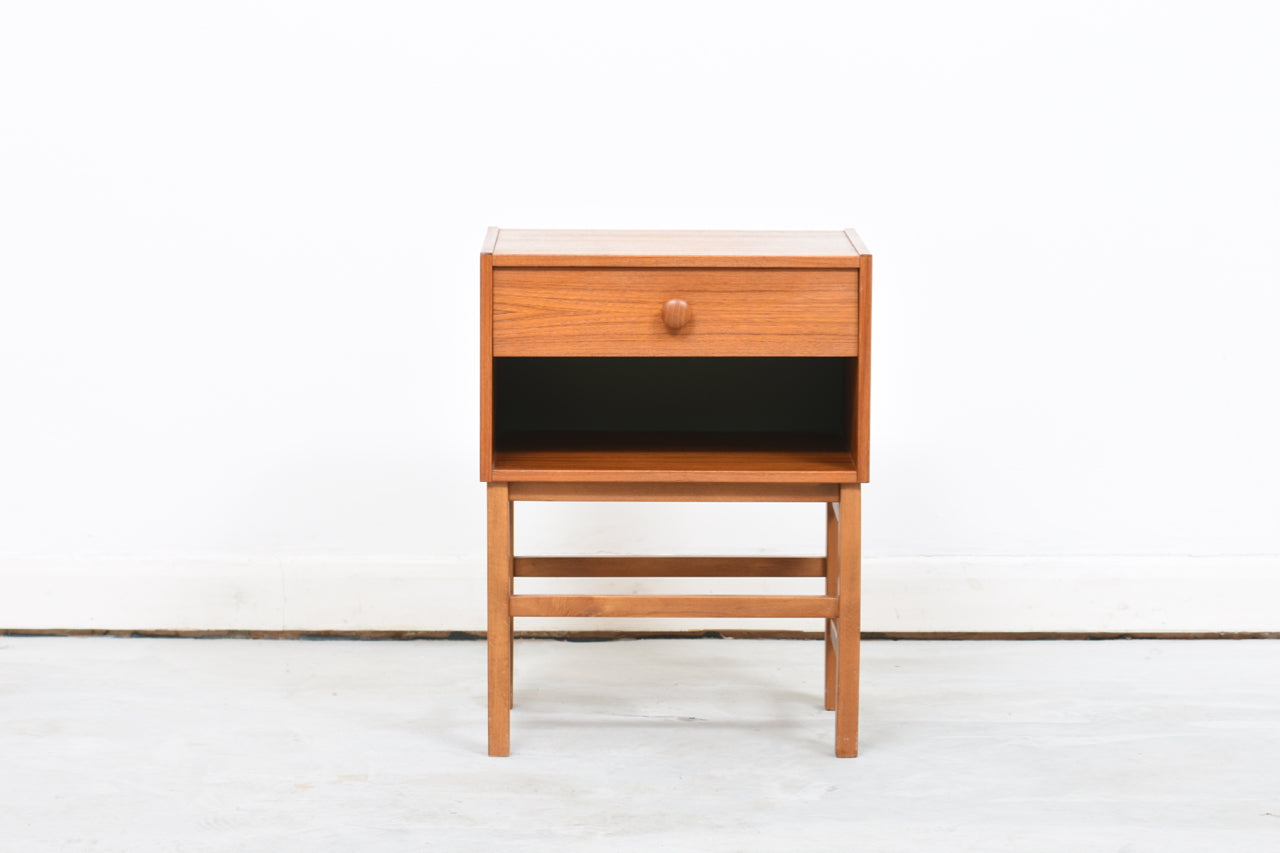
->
492;268;859;357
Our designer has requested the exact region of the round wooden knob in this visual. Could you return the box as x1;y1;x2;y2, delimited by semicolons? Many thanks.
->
662;298;691;331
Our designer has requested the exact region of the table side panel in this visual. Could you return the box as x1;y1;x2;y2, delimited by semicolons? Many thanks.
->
480;248;495;480
855;254;872;481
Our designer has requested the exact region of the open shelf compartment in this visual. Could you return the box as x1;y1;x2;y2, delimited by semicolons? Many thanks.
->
491;357;856;482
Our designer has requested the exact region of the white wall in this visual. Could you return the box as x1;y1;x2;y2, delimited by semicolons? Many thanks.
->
2;1;1277;632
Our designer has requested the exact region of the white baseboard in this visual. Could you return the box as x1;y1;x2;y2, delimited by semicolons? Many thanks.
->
1;555;1276;634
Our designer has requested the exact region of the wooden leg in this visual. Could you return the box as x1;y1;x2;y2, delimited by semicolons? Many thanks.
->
835;483;861;757
487;482;513;756
508;497;515;709
824;502;838;711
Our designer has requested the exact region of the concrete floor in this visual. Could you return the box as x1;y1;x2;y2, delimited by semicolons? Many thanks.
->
1;637;1278;851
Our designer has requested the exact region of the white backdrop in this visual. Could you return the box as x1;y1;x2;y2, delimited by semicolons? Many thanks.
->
2;1;1277;632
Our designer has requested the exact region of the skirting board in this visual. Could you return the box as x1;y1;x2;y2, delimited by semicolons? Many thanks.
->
1;555;1277;634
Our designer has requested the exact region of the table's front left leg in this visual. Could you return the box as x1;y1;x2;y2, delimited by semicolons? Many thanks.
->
835;482;862;757
487;482;513;756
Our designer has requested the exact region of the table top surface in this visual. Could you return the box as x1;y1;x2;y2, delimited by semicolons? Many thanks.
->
486;229;867;268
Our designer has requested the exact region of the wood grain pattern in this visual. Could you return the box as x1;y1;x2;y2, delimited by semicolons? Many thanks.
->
510;594;838;619
661;297;691;330
493;229;861;269
507;495;514;710
513;556;826;578
855;256;872;481
493;447;857;483
486;482;512;756
494;433;856;485
479;231;497;481
493;268;858;357
480;228;870;756
507;482;839;502
835;482;861;757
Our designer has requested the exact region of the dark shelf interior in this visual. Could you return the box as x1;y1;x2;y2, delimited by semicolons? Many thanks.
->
495;356;847;438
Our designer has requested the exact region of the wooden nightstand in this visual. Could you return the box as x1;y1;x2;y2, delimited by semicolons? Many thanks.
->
480;228;871;756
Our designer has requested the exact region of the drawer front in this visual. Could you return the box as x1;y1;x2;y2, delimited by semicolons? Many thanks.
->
492;268;858;357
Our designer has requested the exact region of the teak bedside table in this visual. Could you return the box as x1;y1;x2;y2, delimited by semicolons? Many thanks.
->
480;228;871;757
